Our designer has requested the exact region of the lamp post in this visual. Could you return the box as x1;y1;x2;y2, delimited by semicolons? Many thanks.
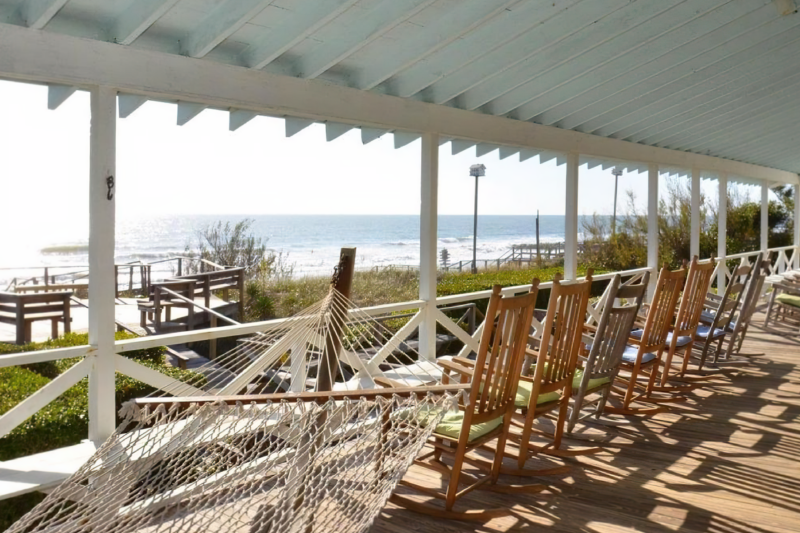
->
611;168;622;236
469;164;486;274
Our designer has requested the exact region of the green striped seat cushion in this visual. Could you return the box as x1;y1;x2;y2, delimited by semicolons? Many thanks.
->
397;406;504;442
516;367;610;407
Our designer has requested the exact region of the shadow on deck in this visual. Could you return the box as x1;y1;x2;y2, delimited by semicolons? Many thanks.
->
371;312;800;533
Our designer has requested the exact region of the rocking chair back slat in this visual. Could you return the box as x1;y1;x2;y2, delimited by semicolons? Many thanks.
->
471;285;538;422
640;266;686;351
675;257;716;334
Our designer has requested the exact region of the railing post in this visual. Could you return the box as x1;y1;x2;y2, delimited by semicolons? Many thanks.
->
419;132;439;361
718;172;727;290
177;257;183;277
795;184;800;269
564;152;579;280
88;86;117;442
761;182;769;252
690;168;700;259
647;163;659;298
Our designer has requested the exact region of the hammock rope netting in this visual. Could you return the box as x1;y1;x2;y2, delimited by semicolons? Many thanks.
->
9;288;465;533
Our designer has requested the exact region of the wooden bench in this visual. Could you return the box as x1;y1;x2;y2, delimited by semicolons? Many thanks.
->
137;280;196;332
0;291;72;344
170;267;245;319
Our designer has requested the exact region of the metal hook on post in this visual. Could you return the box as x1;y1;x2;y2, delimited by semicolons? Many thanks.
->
106;175;115;201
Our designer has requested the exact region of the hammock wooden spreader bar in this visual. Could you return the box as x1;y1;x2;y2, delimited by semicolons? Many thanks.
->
133;383;471;409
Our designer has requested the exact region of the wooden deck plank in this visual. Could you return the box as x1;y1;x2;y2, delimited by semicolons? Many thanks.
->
370;312;800;533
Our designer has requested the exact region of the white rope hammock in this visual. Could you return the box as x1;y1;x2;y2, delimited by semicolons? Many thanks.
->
9;287;466;533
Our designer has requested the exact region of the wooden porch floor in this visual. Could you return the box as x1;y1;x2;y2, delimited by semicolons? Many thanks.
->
371;312;800;533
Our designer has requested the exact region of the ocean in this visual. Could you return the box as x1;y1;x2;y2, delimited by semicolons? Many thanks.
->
1;214;602;284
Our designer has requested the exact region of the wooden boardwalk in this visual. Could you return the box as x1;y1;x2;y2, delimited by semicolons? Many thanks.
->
371;312;800;533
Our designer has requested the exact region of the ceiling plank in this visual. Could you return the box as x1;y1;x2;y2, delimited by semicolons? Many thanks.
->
118;93;147;118
294;0;436;80
19;0;69;29
182;0;273;59
241;0;360;70
47;84;76;110
110;0;181;45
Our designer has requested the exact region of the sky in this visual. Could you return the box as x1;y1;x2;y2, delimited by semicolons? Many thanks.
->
0;78;756;237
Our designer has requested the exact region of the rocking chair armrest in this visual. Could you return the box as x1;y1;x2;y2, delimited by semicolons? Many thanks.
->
772;282;800;295
451;356;476;368
374;377;407;389
582;323;598;334
627;335;642;346
437;359;475;378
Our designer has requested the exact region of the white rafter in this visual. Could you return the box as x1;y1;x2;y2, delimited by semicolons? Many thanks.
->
177;101;207;125
229;109;257;131
285;117;314;137
325;122;353;141
118;93;147;118
294;0;437;80
18;0;68;29
241;0;360;70
47;84;76;110
182;0;273;59
393;131;419;149
109;0;180;45
354;0;515;91
451;139;475;155
361;127;387;144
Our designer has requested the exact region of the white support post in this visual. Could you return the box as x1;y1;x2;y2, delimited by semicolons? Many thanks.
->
717;172;728;290
795;184;800;268
647;163;659;298
419;132;439;361
88;86;117;442
564;152;579;280
761;183;769;252
691;168;700;259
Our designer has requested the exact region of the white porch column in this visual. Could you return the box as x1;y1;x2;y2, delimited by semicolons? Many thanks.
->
564;152;579;280
88;86;117;442
717;173;728;291
418;132;439;361
795;184;800;268
690;168;700;259
647;164;659;297
761;183;769;252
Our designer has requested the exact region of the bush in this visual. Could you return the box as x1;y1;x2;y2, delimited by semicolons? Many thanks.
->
0;492;45;532
0;332;199;462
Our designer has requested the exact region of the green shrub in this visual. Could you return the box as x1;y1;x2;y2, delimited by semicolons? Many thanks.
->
0;492;46;532
0;333;199;462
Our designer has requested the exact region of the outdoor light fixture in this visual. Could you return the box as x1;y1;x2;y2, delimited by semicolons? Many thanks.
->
469;164;487;274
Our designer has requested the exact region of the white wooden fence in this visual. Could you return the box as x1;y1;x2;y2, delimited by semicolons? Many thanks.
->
0;245;797;445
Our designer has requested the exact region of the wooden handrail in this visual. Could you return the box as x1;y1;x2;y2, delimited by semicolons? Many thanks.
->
156;286;240;326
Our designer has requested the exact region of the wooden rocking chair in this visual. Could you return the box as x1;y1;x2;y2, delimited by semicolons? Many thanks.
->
689;262;752;371
605;264;685;415
567;272;648;434
503;273;593;469
656;256;715;389
390;283;538;520
722;255;769;358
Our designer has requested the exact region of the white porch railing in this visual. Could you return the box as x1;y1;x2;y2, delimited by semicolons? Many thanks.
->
0;245;798;445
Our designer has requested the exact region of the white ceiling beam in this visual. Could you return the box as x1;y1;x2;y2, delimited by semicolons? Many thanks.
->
475;143;499;157
294;0;436;79
325;122;353;141
241;0;359;69
19;0;68;29
355;0;514;91
393;131;420;149
177;102;207;125
118;93;147;118
498;146;519;160
361;127;387;144
47;84;76;110
0;23;795;185
285;117;314;137
451;140;475;155
391;0;580;98
229;109;257;131
182;0;272;59
110;0;181;45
